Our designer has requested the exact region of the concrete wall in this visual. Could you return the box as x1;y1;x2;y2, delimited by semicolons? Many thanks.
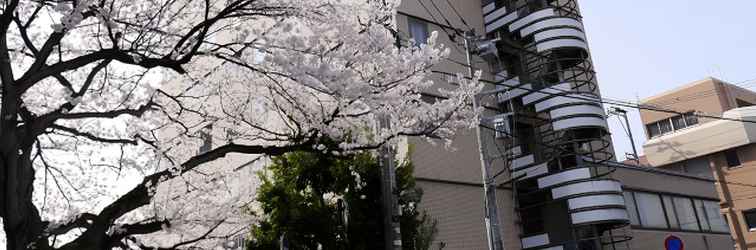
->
396;1;523;250
417;181;520;250
613;164;718;199
640;78;729;128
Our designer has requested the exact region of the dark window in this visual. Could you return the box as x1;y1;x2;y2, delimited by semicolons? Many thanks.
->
659;119;673;134
684;112;699;126
672;115;686;130
646;123;661;138
407;17;429;45
725;149;741;168
744;209;756;231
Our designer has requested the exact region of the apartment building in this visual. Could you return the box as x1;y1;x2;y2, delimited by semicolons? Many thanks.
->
640;77;756;249
396;1;733;250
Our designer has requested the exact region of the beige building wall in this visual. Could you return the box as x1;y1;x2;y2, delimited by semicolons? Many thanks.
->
396;1;521;250
710;146;756;249
640;77;756;131
640;77;756;249
641;77;730;126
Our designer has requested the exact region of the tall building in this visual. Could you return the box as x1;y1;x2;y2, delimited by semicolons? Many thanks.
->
396;1;734;250
640;77;756;250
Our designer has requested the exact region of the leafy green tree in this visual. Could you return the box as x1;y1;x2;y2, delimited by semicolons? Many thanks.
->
248;151;437;250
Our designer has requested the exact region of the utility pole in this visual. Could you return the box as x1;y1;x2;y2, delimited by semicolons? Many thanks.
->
379;115;402;250
464;30;505;250
609;107;639;164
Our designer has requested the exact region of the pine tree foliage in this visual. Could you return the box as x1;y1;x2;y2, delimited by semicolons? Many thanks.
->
249;151;437;250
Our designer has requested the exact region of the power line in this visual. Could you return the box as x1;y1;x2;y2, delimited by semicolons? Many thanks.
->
637;77;756;108
433;69;756;125
414;0;467;56
427;0;461;35
444;0;471;30
392;35;485;70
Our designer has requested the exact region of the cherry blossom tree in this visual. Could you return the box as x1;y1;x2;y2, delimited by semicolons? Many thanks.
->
0;0;481;249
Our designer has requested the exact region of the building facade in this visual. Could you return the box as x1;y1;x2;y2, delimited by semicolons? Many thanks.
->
640;77;756;249
395;0;735;250
177;2;736;250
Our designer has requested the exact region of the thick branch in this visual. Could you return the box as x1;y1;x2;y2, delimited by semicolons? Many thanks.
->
50;125;140;145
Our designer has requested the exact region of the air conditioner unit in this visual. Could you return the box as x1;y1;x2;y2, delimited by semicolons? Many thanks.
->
493;113;513;139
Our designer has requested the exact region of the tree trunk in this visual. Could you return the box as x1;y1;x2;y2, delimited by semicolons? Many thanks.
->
0;36;47;249
2;150;47;250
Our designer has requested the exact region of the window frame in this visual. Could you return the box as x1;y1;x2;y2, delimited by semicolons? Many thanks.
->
743;209;756;232
646;123;661;138
407;16;429;46
624;189;730;235
725;149;742;168
634;192;670;229
647;112;701;139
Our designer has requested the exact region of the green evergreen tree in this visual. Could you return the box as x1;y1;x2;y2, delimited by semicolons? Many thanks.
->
248;151;437;250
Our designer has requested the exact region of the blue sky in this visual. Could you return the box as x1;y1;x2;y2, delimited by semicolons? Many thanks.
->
579;0;756;160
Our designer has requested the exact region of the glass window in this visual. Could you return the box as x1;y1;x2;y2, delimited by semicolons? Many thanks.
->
744;209;756;232
671;115;686;130
635;192;668;228
662;196;679;229
407;17;429;45
694;200;710;231
673;197;700;231
623;192;640;226
703;200;728;232
658;119;673;134
684;112;699;126
725;149;741;168
646;123;661;138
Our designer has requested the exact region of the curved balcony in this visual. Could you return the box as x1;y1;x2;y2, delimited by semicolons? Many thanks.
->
483;0;631;248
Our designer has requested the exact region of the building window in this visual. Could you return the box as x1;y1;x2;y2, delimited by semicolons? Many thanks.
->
744;209;756;232
694;199;711;231
658;119;673;134
623;192;640;226
702;200;729;232
634;192;668;228
646;112;700;138
671;116;686;130
625;190;727;233
725;149;741;168
672;196;700;231
684;112;699;126
662;196;679;229
407;17;429;45
646;123;661;138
